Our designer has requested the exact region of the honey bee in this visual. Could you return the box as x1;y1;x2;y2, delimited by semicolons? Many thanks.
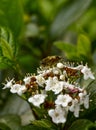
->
40;56;62;67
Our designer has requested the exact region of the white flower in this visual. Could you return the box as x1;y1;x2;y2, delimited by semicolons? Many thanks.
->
23;76;31;84
64;82;75;89
28;94;47;107
48;105;67;124
55;94;72;107
45;77;53;91
79;90;86;104
36;75;45;86
52;67;61;75
69;99;80;117
52;81;64;94
60;75;65;80
79;93;85;105
79;91;89;109
3;79;14;89
45;77;63;94
57;62;64;69
84;95;89;109
81;65;95;80
10;84;27;95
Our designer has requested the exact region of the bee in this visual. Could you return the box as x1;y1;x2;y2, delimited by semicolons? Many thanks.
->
40;56;62;67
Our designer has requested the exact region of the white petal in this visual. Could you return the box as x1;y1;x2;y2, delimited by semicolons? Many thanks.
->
48;106;67;124
10;84;21;93
3;79;14;89
74;104;80;117
81;66;95;80
10;84;27;95
28;94;47;107
55;94;72;107
36;75;45;86
52;81;64;94
45;77;53;91
23;76;31;84
84;95;89;109
57;63;64;69
69;99;80;117
60;75;65;80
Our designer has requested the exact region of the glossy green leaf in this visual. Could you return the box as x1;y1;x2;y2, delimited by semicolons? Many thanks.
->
0;0;23;37
77;34;91;57
86;79;96;116
69;119;96;130
54;41;77;60
32;119;56;129
20;125;38;130
50;0;92;38
32;106;47;119
0;27;17;68
0;57;13;69
20;124;54;130
79;69;96;121
0;27;16;55
86;67;96;108
0;114;21;130
0;38;13;60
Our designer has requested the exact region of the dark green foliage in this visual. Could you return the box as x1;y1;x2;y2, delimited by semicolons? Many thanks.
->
0;114;21;130
0;0;96;130
68;119;96;130
0;0;23;38
50;0;92;38
54;34;92;63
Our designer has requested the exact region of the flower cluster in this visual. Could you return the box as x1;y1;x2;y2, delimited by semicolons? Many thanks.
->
3;57;95;124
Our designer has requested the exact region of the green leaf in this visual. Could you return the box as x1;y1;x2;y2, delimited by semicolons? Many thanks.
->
0;38;13;60
0;0;23;38
38;0;53;21
32;119;56;129
20;124;54;130
0;57;13;69
78;67;96;121
77;34;91;57
32;106;47;119
0;27;16;54
20;125;38;130
69;119;96;130
0;27;17;68
0;27;16;57
54;41;77;60
50;0;92;38
0;114;21;130
0;123;10;130
85;79;96;119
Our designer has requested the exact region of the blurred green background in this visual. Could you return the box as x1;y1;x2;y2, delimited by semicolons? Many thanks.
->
0;0;96;130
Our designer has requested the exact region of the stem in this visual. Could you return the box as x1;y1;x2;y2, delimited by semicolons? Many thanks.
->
13;62;23;79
